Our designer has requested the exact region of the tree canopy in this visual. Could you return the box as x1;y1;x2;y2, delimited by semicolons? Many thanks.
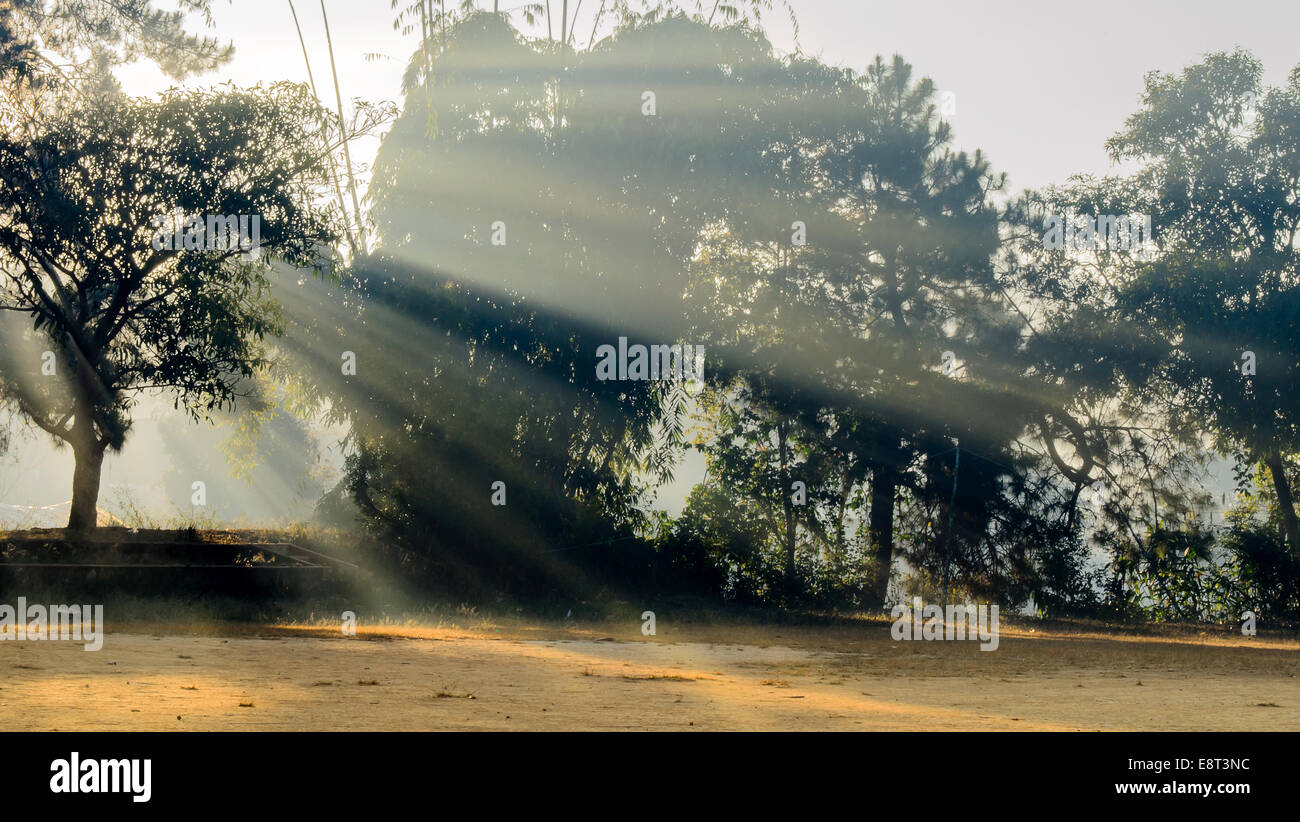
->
0;84;340;528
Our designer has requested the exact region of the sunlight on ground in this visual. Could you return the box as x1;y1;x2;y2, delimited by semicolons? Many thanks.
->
5;619;1297;731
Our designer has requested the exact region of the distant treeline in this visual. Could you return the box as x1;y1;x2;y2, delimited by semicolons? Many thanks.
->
1;4;1297;623
283;11;1300;622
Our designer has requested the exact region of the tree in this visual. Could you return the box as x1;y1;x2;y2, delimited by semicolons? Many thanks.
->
283;11;821;598
0;84;340;530
1023;51;1300;555
0;0;232;85
0;1;39;82
1108;51;1300;554
690;381;838;601
284;12;671;598
690;53;1013;606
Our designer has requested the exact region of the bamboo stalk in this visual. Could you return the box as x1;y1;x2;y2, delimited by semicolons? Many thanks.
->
568;0;582;46
587;0;605;49
320;0;369;255
287;0;358;259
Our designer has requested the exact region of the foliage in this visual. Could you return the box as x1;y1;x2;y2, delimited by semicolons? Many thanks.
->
0;84;341;527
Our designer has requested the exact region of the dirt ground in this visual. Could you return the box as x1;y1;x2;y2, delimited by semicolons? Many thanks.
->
4;618;1298;730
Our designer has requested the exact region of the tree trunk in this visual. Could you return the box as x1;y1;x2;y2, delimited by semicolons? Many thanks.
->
1264;453;1300;553
778;421;796;590
67;444;104;532
868;464;896;609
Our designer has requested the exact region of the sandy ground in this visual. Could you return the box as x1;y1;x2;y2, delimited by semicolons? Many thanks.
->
3;619;1298;730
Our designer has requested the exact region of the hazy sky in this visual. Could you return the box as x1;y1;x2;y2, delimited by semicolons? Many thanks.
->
7;0;1288;521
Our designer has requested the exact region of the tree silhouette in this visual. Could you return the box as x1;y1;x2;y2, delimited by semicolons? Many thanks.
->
0;85;340;530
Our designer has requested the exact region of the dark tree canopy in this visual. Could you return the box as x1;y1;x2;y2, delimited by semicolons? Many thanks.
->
0;83;340;529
